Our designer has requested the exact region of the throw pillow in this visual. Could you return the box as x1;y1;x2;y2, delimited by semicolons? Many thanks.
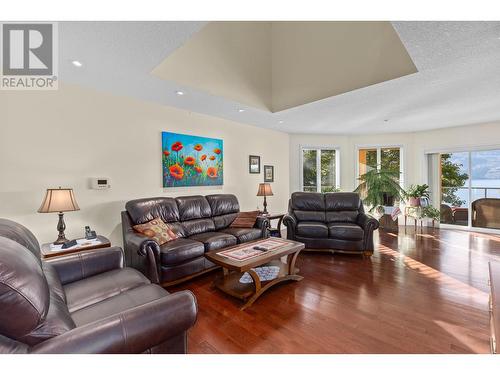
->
230;211;260;228
132;217;180;245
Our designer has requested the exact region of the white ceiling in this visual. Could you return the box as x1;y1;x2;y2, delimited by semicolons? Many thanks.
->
59;21;500;135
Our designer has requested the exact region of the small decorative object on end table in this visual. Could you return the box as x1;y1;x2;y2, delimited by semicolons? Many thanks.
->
37;187;80;244
205;238;304;310
258;212;285;237
41;234;110;259
256;183;273;215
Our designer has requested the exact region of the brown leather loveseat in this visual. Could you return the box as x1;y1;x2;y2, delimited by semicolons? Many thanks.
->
0;218;197;354
283;192;379;255
122;194;269;286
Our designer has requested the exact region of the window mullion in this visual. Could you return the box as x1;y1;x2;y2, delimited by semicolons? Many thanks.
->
316;149;321;192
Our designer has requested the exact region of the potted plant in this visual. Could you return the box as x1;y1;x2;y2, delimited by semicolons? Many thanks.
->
405;184;430;207
354;168;406;214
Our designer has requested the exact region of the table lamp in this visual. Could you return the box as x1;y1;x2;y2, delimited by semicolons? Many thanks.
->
257;183;273;215
38;187;80;245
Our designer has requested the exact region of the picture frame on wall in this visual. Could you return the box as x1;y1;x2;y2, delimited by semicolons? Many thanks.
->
264;165;274;182
249;155;261;174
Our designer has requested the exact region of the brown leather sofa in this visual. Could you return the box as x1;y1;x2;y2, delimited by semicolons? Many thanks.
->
122;194;269;286
283;192;379;255
0;218;197;354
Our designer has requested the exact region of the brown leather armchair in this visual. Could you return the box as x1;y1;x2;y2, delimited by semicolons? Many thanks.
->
0;218;197;354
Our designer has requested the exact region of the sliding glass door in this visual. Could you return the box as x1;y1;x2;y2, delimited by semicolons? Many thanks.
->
438;149;500;230
440;152;469;226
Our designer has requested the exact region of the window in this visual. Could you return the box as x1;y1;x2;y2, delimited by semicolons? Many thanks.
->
301;148;339;193
357;146;403;205
357;146;402;180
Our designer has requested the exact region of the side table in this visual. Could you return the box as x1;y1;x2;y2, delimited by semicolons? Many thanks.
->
41;235;111;259
258;213;285;237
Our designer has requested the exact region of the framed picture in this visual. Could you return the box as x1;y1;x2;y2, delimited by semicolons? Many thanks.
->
162;131;223;187
249;155;260;174
264;165;274;182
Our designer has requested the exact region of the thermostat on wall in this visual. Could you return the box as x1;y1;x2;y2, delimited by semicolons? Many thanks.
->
91;177;111;190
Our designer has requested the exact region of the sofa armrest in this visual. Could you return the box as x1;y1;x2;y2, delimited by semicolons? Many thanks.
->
30;290;198;354
357;213;379;231
254;216;270;238
282;214;298;240
122;211;161;284
357;213;379;254
46;246;125;285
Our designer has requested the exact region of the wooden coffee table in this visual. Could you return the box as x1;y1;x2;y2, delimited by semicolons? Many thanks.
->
205;238;304;310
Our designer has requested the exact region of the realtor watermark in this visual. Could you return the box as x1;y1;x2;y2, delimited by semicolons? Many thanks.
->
0;22;58;90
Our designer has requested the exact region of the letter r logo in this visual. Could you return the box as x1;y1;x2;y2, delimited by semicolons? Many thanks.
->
2;23;53;75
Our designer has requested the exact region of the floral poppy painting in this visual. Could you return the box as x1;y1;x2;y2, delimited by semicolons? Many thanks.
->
162;132;223;187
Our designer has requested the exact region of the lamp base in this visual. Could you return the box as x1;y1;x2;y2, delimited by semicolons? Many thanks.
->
53;212;68;245
262;196;269;215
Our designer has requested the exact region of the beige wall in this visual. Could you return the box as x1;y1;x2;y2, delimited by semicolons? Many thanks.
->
289;122;500;193
0;84;289;245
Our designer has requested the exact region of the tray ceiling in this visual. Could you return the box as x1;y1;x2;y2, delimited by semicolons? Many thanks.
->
152;21;417;112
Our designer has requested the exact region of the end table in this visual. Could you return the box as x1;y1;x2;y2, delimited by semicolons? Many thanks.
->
258;213;285;237
41;235;111;259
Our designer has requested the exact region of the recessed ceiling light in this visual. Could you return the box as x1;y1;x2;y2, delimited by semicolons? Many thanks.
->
238;109;245;113
175;91;184;96
278;120;284;124
71;60;83;67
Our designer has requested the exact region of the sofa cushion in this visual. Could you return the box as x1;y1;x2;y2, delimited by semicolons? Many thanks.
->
219;228;262;243
70;284;169;327
160;238;205;266
125;197;180;225
296;221;328;238
325;192;361;211
294;210;326;222
22;286;76;345
188;232;237;252
64;268;149;313
132;217;180;245
0;237;50;340
0;218;42;261
205;194;239;216
182;218;216;236
291;192;325;211
213;213;239;230
326;211;359;223
328;222;364;241
176;195;212;221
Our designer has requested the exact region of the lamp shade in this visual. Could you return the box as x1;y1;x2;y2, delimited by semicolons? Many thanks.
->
256;183;273;197
38;188;80;213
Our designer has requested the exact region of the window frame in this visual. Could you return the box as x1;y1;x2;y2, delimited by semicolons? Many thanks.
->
299;145;341;193
355;144;405;189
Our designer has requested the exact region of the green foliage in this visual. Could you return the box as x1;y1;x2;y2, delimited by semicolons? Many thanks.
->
405;184;430;199
441;153;468;206
321;186;341;193
354;168;406;213
422;206;440;220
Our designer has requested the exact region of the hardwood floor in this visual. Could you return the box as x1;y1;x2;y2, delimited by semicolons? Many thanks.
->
170;227;500;353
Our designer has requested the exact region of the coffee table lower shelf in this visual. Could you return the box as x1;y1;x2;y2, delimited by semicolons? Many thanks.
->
213;259;303;310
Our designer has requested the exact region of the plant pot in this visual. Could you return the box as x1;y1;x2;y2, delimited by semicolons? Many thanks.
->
408;197;420;207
